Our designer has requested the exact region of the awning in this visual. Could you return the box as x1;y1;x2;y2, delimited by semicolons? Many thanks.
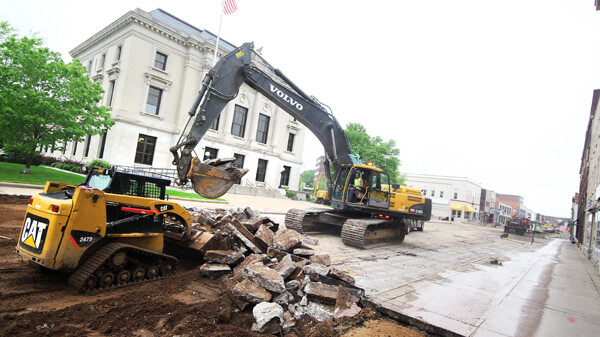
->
450;203;463;211
464;205;475;212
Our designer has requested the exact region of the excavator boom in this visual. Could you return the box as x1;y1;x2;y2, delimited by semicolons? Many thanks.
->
171;42;355;198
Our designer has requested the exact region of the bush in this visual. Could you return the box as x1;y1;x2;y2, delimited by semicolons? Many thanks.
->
0;152;43;165
283;187;296;199
88;159;111;169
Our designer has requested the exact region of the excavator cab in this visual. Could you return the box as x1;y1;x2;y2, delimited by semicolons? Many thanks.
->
331;165;390;209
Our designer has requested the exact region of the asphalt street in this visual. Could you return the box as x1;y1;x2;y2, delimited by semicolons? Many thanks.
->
2;182;599;336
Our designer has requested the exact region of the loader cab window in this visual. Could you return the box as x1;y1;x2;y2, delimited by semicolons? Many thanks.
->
87;172;112;191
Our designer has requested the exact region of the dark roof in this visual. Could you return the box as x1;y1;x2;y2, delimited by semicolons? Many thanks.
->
149;8;236;52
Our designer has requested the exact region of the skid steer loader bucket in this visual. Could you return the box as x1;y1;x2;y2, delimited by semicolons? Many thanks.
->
188;157;249;199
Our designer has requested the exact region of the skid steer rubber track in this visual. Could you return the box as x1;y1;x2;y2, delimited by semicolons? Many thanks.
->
341;218;406;249
68;242;178;292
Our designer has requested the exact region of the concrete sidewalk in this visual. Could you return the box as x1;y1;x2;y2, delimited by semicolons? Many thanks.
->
370;239;600;336
0;181;316;224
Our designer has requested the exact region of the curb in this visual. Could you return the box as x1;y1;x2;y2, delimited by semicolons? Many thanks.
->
0;182;45;189
0;182;231;205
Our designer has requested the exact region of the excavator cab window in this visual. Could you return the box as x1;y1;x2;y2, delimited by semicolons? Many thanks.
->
367;170;390;209
331;166;351;201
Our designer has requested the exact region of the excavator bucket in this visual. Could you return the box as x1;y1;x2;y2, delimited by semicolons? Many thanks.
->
187;157;249;199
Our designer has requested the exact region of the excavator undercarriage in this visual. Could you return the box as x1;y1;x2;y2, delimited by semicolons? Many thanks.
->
285;208;410;249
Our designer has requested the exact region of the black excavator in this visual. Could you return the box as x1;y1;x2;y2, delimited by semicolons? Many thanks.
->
171;42;431;248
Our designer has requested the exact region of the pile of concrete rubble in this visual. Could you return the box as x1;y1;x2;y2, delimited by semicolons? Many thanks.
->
184;206;365;334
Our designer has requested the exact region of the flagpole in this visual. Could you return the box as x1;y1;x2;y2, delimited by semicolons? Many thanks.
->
212;0;225;66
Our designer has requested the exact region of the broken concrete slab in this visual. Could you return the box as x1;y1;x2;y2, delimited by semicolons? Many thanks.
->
282;311;295;334
233;254;269;278
252;302;284;334
267;247;287;262
243;207;261;221
334;286;361;319
204;250;245;265
273;291;294;306
303;264;330;277
199;263;231;278
231;279;272;304
309;254;331;266
227;223;263;254
307;272;364;300
292;248;315;256
255;224;275;248
241;218;264;234
304;281;339;305
275;254;297;279
306;302;334;322
225;277;250;310
328;267;355;285
285;280;301;292
243;262;286;293
273;229;302;252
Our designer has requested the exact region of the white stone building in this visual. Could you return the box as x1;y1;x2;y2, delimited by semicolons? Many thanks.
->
45;8;306;191
404;173;482;221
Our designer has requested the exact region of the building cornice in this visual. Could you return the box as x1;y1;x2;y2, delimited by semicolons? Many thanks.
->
70;8;230;58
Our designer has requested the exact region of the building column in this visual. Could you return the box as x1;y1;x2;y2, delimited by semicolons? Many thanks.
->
589;210;597;258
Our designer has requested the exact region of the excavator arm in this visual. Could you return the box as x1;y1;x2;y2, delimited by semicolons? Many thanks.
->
171;42;359;198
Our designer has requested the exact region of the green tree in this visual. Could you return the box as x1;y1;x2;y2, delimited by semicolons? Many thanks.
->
0;22;114;173
299;169;315;188
345;123;405;185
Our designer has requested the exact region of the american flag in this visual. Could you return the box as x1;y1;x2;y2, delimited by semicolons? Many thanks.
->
223;0;238;15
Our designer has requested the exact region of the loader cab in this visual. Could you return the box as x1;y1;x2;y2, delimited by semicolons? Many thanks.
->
330;165;390;210
82;168;170;200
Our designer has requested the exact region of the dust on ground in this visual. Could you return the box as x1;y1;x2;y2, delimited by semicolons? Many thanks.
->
0;194;428;337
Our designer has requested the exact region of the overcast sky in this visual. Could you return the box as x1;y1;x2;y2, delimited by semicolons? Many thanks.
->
2;0;599;217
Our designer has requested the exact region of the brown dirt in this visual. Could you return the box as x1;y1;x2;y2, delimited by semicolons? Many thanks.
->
0;194;428;336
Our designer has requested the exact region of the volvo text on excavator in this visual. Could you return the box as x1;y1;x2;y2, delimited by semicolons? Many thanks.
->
170;42;432;248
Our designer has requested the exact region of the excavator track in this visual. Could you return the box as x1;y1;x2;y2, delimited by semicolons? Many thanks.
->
68;242;178;292
341;218;406;249
285;208;309;233
285;208;333;233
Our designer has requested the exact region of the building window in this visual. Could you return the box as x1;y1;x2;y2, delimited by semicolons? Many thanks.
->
256;114;270;144
84;135;91;157
431;190;435;197
134;134;157;165
211;115;220;130
203;147;218;161
72;141;78;156
154;52;167;71
233;154;245;168
98;130;107;159
422;189;427;196
106;80;116;106
100;53;105;69
256;159;267;182
233;153;245;184
454;192;458;199
231;105;248;137
116;45;122;61
440;191;444;198
87;60;92;74
287;133;295;152
280;166;291;187
145;86;163;115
